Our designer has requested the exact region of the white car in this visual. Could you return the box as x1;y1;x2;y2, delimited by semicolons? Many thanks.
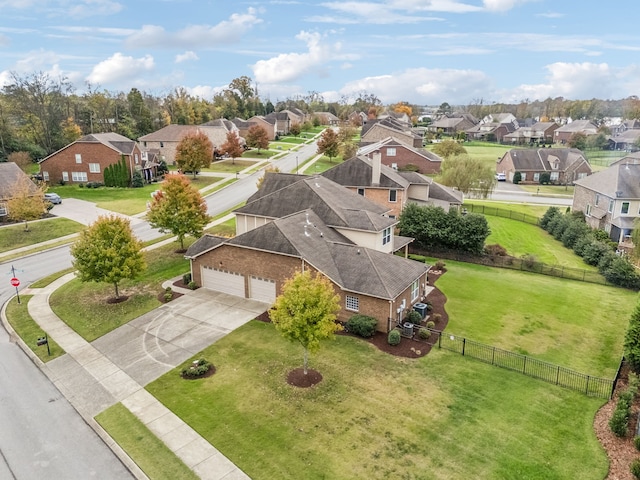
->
44;192;62;204
495;172;506;182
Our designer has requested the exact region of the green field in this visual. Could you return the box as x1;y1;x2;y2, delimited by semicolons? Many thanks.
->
147;321;608;480
0;218;84;253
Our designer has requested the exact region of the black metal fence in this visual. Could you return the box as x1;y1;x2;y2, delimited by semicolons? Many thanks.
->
463;203;541;225
430;329;614;398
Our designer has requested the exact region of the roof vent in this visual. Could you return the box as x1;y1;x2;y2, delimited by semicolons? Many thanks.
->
304;225;310;237
616;191;623;197
305;212;312;225
357;249;361;255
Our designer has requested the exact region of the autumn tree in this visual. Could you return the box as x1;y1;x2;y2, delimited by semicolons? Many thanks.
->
256;165;281;189
269;270;342;376
146;174;209;250
431;139;467;159
337;123;358;160
6;173;47;231
568;132;587;150
220;131;244;165
60;117;82;145
289;123;301;137
316;128;340;162
7;151;32;172
245;124;270;154
71;215;146;299
439;154;496;198
175;130;213;178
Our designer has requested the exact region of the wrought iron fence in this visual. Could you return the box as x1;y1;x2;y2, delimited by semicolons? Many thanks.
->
430;329;614;398
462;203;540;225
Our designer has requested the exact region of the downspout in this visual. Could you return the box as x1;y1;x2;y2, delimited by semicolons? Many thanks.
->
388;300;393;333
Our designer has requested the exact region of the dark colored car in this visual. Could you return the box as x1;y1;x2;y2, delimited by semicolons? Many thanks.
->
44;193;62;204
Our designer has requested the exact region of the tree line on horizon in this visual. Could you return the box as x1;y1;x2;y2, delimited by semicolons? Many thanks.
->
1;70;640;163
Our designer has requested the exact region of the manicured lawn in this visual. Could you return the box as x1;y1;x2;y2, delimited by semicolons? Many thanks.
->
49;177;221;215
519;184;575;196
483;215;598;269
6;296;65;361
277;137;307;144
435;260;636;377
302;156;342;174
207;159;260;172
268;142;298;151
147;321;608;480
242;150;278;159
206;218;235;237
464;200;560;218
50;242;191;341
428;142;518;169
96;403;199;480
0;218;84;253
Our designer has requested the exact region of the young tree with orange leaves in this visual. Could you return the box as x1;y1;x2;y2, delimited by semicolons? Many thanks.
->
175;130;213;178
245;124;270;154
220;131;244;165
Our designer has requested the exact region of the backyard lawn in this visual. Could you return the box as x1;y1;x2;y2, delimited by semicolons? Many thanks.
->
435;260;636;377
147;321;608;480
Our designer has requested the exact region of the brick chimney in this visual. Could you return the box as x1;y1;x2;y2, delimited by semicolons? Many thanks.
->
372;150;381;186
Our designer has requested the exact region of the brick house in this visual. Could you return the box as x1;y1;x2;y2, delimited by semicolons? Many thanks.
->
357;137;442;174
572;160;640;244
321;152;462;218
39;133;144;185
0;162;41;219
427;113;478;136
554;120;598;144
186;209;429;333
496;148;592;184
245;116;277;140
361;117;423;148
503;121;559;145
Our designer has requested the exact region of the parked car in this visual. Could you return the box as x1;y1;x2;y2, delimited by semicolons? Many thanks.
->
44;192;62;204
495;172;506;182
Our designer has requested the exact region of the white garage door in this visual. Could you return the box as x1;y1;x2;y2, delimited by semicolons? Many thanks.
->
201;266;244;297
249;276;276;303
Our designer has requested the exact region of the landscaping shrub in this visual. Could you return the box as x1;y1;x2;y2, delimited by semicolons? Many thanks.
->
609;372;639;437
602;256;640;290
634;436;640;451
182;273;192;285
539;206;561;230
631;459;640;479
626;305;640;373
609;407;629;437
405;310;423;326
426;320;436;329
513;171;521;184
164;287;173;302
418;328;431;340
181;358;212;378
582;241;613;266
132;170;144;188
521;254;538;270
388;329;401;346
188;281;197;290
484;244;508;256
539;172;551;185
345;314;378;338
435;260;446;270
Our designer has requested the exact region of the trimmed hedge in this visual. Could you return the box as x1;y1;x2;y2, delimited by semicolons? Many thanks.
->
345;315;378;338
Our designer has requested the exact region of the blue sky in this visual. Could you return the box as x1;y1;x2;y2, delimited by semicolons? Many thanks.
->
1;0;638;106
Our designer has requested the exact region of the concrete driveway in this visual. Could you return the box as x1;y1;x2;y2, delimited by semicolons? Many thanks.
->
50;198;145;227
91;288;269;387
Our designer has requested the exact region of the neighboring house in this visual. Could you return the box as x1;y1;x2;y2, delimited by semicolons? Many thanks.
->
39;133;145;185
0;162;41;219
321;152;461;217
185;208;430;333
496;148;592;184
314;112;340;126
609;119;640;137
246;115;277;140
553;120;599;144
572;160;640;243
428;113;478;135
361;117;423;148
348;111;367;126
465;120;517;142
607;129;640;151
139;123;239;164
503;122;559;145
357;137;443;175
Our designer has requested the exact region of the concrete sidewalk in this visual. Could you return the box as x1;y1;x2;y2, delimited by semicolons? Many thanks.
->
13;274;268;480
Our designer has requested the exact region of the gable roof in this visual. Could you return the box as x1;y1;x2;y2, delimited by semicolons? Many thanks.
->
138;124;231;145
361;117;421;140
321;155;409;189
0;162;40;200
555;119;598;134
239;174;395;232
189;210;428;299
503;148;588;171
574;163;640;200
40;132;137;163
357;136;443;163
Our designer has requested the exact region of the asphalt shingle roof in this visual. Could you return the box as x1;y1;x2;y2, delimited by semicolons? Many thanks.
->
574;163;640;199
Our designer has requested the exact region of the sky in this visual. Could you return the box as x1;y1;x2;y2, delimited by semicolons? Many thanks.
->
1;0;639;107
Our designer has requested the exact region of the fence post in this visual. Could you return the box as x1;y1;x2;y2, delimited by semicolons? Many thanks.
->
462;337;466;356
585;376;590;395
438;331;442;349
492;346;495;365
556;365;560;385
523;356;527;374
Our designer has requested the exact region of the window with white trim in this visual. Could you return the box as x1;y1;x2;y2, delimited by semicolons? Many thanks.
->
89;163;100;173
75;153;82;163
622;202;630;214
550;171;559;181
520;172;527;182
62;171;69;182
346;295;359;312
391;163;398;170
0;203;7;216
389;190;397;202
72;171;88;182
595;194;600;206
533;173;540;182
387;147;396;156
411;279;419;302
382;226;392;245
42;171;49;181
586;204;592;216
608;199;614;213
134;154;139;164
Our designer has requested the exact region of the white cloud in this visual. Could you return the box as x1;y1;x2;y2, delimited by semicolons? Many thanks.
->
187;84;225;100
252;31;344;84
68;0;123;18
338;67;492;104
125;8;262;49
482;0;527;12
86;52;154;86
175;51;198;63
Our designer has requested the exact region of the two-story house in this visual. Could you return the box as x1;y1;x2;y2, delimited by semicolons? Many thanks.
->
357;137;442;174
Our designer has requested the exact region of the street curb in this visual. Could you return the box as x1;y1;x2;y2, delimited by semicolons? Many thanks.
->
0;294;149;480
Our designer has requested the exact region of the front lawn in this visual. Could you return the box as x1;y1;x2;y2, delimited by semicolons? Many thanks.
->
147;321;608;480
0;218;84;253
50;242;191;341
206;159;260;172
302;156;342;174
436;260;635;377
519;184;575;196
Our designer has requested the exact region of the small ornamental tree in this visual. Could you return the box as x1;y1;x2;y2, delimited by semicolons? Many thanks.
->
439;154;496;198
6;175;48;231
289;123;301;137
245;124;270;154
269;271;342;375
220;131;244;165
316;128;339;162
146;174;209;250
431;139;467;159
71;215;146;299
175;130;213;178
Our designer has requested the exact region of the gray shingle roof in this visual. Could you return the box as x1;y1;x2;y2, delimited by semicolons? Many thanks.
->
0;162;39;200
357;137;443;162
78;133;137;155
574;163;640;199
185;235;227;258
506;148;587;171
321;155;409;189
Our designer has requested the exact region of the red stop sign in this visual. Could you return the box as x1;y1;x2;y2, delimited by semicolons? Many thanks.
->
10;277;19;287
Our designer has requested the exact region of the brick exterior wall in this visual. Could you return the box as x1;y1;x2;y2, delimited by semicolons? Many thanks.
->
191;243;427;332
346;186;406;218
40;143;140;185
140;140;178;165
572;184;608;230
362;125;415;148
365;146;441;175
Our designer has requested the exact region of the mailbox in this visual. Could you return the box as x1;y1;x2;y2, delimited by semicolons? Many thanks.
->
36;336;48;346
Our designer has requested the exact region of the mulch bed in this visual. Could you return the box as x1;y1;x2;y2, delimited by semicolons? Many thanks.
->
287;368;323;388
106;295;129;304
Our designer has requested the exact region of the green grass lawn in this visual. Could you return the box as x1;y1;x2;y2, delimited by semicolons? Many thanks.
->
6;296;65;361
302;156;342;174
49;242;191;341
0;218;84;253
483;216;597;269
277;137;307;144
147;321;608;480
96;403;199;480
206;218;235;237
242;150;278;159
268;142;298;151
427;142;517;169
464;199;556;218
518;184;574;196
435;260;636;377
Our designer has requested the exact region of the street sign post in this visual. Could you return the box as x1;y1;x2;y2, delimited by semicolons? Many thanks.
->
10;277;19;287
9;265;21;304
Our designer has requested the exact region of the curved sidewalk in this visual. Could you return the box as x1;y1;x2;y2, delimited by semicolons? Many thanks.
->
6;273;263;480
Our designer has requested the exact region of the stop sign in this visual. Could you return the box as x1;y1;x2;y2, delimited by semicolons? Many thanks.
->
10;277;19;287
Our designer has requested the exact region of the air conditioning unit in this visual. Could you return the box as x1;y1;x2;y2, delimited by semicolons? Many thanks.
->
413;303;429;319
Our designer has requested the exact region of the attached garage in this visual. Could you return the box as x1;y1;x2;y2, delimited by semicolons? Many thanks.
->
249;276;276;303
201;266;245;297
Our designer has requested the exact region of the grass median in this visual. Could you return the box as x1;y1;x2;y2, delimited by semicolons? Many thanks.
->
0;218;84;253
